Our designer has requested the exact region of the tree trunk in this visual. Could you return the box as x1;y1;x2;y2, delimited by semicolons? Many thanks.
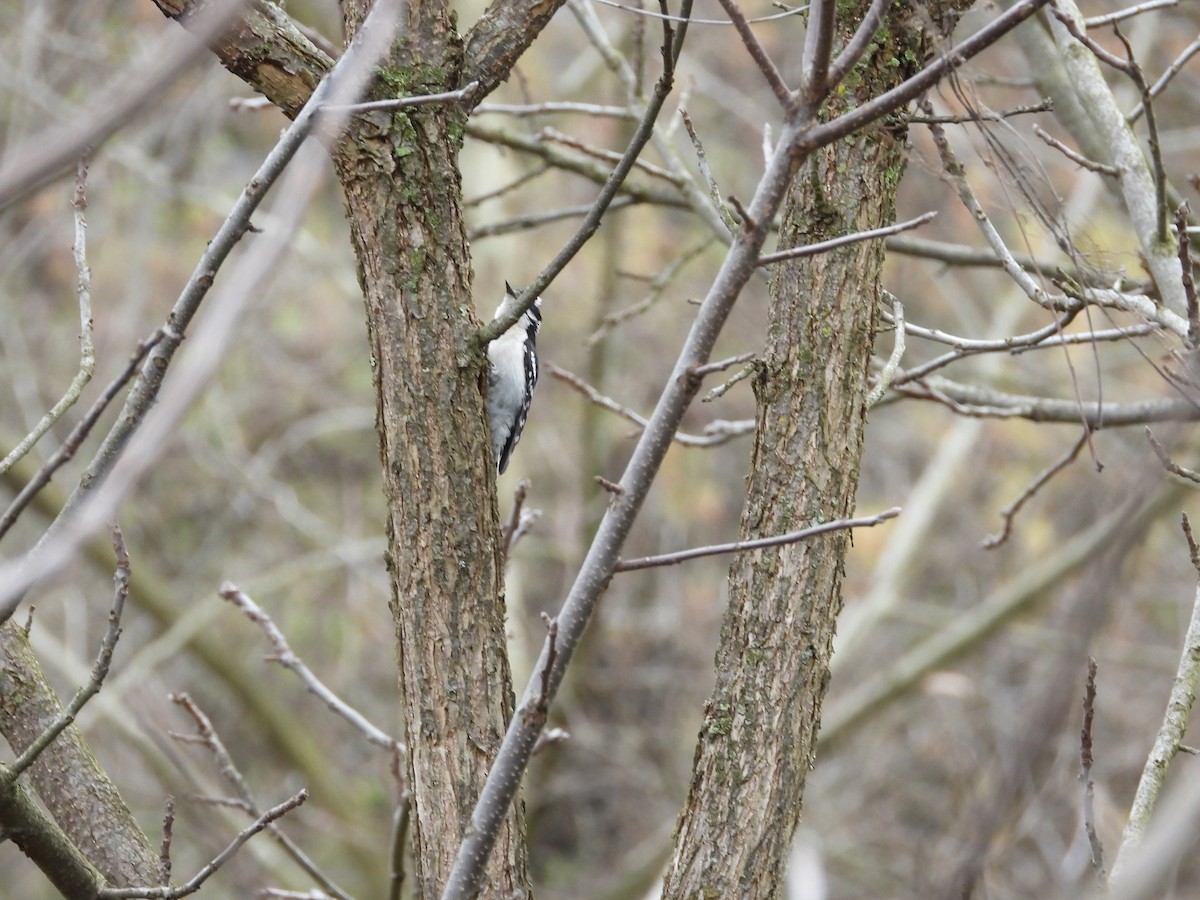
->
333;85;531;900
662;4;970;895
0;621;160;888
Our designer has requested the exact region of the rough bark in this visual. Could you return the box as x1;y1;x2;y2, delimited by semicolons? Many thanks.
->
662;4;971;896
0;621;160;889
330;17;531;900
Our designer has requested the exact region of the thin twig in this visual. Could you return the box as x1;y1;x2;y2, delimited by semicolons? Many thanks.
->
680;109;736;234
0;526;129;786
1081;657;1108;886
799;0;835;103
0;330;164;544
159;797;175;888
547;361;752;446
1177;202;1198;346
717;0;795;109
1032;124;1120;176
982;431;1090;549
614;508;901;571
1146;427;1200;484
689;351;757;379
1109;515;1200;884
320;81;478;112
387;793;411;900
826;0;887;91
0;156;96;476
1085;0;1177;27
469;196;638;240
98;791;309;899
703;360;759;403
219;584;402;753
758;211;936;266
168;692;352;900
885;235;1070;279
868;297;904;407
1128;33;1200;122
476;0;694;346
904;98;1053;124
475;101;635;118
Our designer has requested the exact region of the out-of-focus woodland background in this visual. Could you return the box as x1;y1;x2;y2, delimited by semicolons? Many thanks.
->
3;0;1200;897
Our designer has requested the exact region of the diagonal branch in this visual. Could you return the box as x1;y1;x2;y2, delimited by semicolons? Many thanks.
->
464;0;572;105
800;0;836;103
614;508;900;571
476;0;693;345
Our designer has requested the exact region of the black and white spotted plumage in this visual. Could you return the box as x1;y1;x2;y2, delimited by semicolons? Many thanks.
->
487;282;541;474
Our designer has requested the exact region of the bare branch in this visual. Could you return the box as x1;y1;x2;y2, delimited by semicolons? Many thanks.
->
168;693;351;900
614;508;901;571
1146;427;1200;484
893;375;1200;425
716;0;795;109
903;98;1053;124
546;361;753;446
0;526;129;786
1177;202;1199;346
868;297;904;407
1032;124;1120;176
825;0;887;92
800;0;835;103
219;584;401;754
0;0;404;625
1128;33;1200;122
0;157;95;476
1110;518;1200;884
982;430;1089;549
0;330;164;545
1081;658;1108;887
1085;0;1177;27
477;0;694;346
98;790;310;899
758;211;937;267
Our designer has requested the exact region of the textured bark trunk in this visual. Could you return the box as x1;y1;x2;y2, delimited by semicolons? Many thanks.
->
662;4;970;896
0;621;160;888
332;11;530;898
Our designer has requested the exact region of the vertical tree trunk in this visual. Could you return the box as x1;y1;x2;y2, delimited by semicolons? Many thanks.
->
332;6;529;897
663;5;969;895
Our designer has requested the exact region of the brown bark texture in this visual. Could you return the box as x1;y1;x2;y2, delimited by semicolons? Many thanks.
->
0;620;160;888
330;22;530;900
662;4;971;896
